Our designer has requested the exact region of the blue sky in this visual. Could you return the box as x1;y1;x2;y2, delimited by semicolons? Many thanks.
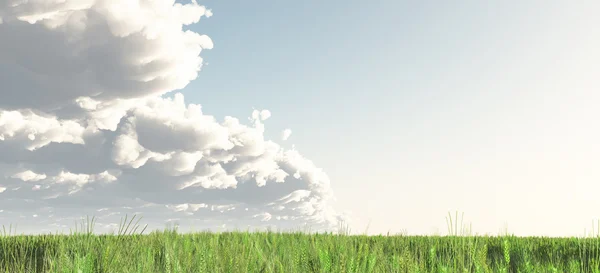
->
180;1;600;235
0;0;599;237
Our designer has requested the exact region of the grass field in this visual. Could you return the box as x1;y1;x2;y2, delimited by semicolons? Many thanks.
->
1;213;600;272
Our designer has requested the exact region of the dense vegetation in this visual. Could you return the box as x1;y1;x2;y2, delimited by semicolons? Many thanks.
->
1;214;600;272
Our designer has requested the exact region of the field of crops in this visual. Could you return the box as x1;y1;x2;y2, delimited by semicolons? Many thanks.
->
1;214;600;273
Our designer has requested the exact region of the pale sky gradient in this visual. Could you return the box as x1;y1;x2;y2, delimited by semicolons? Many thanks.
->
181;1;600;237
0;1;599;237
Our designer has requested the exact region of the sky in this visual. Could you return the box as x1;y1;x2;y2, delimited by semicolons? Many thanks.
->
0;1;599;237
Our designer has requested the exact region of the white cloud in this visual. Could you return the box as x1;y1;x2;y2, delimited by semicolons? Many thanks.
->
11;170;47;182
282;129;292;141
0;0;212;113
0;110;86;151
254;212;272;222
0;0;343;235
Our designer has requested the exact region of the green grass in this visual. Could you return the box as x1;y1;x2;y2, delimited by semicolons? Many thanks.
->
1;213;600;272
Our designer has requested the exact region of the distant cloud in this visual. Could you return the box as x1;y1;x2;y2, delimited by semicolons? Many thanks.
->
0;0;344;234
282;129;292;141
11;170;47;182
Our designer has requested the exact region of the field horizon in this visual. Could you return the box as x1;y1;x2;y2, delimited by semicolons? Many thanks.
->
5;211;600;239
1;212;600;272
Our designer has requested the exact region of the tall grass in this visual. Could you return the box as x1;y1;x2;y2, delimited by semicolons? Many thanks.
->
1;212;600;272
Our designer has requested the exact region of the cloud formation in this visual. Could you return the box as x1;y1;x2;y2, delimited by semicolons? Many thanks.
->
0;0;344;234
282;129;292;141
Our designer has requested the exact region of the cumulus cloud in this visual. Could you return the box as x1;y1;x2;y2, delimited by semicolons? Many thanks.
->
0;0;213;114
282;129;292;141
0;0;344;235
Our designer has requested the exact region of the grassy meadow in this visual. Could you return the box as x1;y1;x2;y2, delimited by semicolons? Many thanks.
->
1;213;600;272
